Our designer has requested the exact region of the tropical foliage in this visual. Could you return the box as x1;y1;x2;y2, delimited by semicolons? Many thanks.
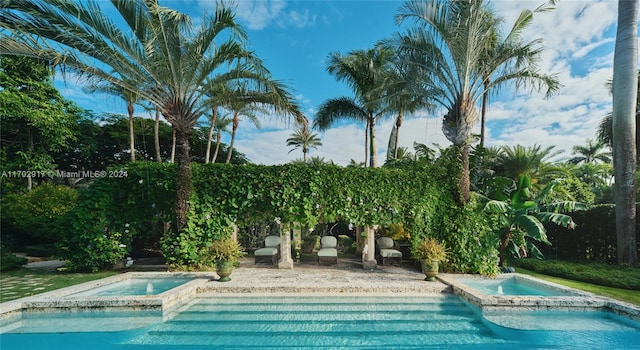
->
287;127;323;162
314;45;396;167
391;0;559;205
0;0;303;234
483;175;585;267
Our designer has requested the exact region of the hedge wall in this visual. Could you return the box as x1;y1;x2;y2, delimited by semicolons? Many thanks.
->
58;159;500;274
541;204;640;263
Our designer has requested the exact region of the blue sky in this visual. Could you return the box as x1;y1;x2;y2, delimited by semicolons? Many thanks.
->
57;0;627;165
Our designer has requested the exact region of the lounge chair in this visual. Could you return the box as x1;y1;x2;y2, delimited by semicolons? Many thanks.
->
376;237;402;265
317;236;338;265
254;235;281;265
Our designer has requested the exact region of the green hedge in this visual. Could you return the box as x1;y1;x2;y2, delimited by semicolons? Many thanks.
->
516;259;640;290
542;204;640;263
58;159;499;274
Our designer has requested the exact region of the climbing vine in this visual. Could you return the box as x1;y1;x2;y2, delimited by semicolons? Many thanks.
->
58;158;499;274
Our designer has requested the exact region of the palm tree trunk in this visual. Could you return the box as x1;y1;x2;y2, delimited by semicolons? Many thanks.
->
394;112;403;159
226;113;239;163
170;129;176;163
128;101;136;162
364;120;369;167
154;108;161;163
212;131;222;163
612;0;638;266
174;125;193;233
369;115;377;168
205;107;217;164
480;79;490;148
458;143;471;205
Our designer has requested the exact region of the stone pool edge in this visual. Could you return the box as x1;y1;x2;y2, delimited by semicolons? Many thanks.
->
0;272;214;320
1;271;638;324
437;273;640;321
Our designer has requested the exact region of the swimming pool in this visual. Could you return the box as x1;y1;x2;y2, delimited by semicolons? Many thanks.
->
2;294;639;349
453;275;578;296
67;277;195;297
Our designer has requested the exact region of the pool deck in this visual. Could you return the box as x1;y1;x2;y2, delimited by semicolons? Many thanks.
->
200;257;449;294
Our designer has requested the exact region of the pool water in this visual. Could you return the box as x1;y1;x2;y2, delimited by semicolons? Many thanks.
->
2;295;639;349
457;276;577;296
67;278;194;297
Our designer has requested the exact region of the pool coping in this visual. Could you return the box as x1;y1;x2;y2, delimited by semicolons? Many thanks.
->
438;273;640;321
0;272;214;320
1;271;638;325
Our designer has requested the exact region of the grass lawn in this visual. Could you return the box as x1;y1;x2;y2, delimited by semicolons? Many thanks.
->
0;268;118;303
516;267;640;306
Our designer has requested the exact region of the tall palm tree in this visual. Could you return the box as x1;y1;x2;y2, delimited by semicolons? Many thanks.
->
314;46;395;167
568;139;612;165
380;51;435;160
596;70;640;158
393;0;559;204
204;107;219;164
286;127;322;162
85;82;140;162
612;0;638;266
211;114;233;164
477;3;561;147
225;103;263;163
0;0;302;231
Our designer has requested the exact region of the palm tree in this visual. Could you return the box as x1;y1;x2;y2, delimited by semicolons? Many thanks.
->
477;3;561;147
612;0;638;266
226;104;262;164
1;1;302;231
596;70;640;157
380;52;435;160
569;139;612;165
287;127;322;162
204;107;219;164
314;46;395;167
494;144;563;184
85;82;140;162
393;0;559;204
413;142;436;162
211;114;233;164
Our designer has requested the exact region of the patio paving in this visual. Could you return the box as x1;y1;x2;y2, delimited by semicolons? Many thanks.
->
199;257;450;294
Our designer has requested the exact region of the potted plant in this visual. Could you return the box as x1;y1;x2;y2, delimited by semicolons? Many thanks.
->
411;237;448;281
205;237;246;282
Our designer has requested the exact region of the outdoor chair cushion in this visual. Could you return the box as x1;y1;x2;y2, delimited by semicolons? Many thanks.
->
254;235;281;265
376;237;402;265
254;247;279;256
317;236;338;264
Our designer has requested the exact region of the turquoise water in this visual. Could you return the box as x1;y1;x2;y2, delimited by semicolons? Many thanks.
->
457;277;577;296
68;278;194;297
2;295;639;349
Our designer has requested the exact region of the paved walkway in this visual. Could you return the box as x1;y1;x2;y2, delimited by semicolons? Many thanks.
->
199;257;449;294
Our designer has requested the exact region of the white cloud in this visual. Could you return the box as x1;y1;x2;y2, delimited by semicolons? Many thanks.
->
226;0;316;30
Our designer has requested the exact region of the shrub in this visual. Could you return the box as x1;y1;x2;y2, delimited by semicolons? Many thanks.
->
302;235;320;253
337;235;355;254
25;244;57;257
0;253;28;272
434;201;500;277
516;259;640;290
160;198;234;270
1;183;78;244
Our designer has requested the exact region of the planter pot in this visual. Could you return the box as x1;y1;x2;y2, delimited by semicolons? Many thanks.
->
420;259;439;281
216;260;235;282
